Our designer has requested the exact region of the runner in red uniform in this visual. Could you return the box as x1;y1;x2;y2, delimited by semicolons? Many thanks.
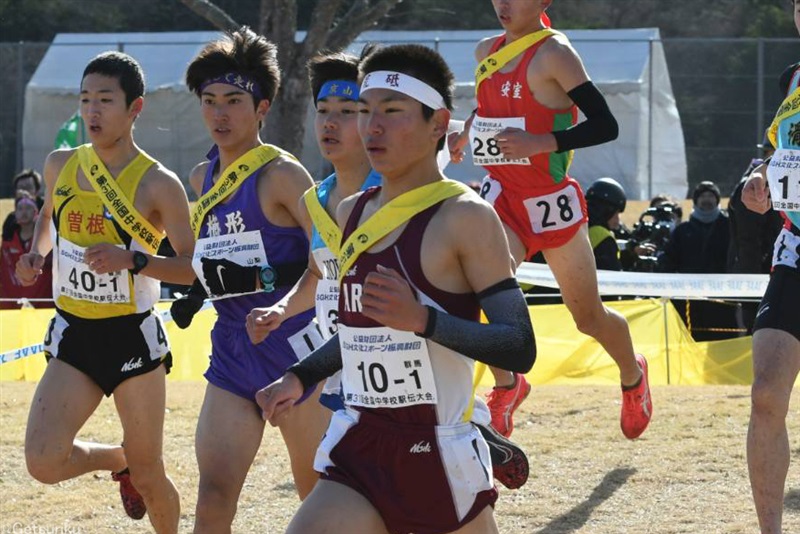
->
449;0;651;439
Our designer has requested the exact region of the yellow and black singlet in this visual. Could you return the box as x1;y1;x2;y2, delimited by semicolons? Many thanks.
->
51;150;161;319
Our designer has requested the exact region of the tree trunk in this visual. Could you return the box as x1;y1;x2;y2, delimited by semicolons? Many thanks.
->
177;0;403;158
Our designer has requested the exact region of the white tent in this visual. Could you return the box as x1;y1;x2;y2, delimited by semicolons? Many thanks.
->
25;29;686;200
345;28;687;200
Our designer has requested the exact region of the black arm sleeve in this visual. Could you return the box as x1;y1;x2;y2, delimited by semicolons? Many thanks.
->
552;81;619;153
420;282;535;373
286;333;342;391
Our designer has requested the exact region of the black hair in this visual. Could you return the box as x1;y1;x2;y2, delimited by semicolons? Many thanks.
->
359;44;454;151
12;168;42;193
186;27;280;107
307;51;360;107
82;51;145;107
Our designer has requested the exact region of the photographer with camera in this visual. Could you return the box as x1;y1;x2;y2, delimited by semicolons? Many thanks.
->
586;177;656;272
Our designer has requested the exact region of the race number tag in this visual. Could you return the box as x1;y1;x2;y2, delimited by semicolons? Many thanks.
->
312;247;340;339
287;319;326;361
478;176;503;206
315;279;340;338
523;183;582;233
339;325;438;409
192;230;267;295
56;239;131;303
469;116;530;166
767;149;800;212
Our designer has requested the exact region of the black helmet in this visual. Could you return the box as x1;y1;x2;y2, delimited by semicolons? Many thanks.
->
586;177;626;213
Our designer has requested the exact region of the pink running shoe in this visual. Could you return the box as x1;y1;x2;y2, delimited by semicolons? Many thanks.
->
112;468;146;520
621;354;653;439
486;372;531;438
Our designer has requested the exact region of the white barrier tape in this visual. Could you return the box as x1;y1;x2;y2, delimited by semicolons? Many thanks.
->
516;262;770;299
0;301;214;366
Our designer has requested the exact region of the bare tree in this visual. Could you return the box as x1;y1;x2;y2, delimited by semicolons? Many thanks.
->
179;0;402;158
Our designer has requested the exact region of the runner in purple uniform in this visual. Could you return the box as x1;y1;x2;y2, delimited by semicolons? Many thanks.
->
170;28;330;533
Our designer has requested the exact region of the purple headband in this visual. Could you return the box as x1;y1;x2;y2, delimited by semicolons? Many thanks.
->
200;72;263;101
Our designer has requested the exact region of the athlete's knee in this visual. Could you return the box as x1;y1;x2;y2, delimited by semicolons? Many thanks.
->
571;305;607;338
750;376;791;420
127;458;168;497
196;476;240;513
25;445;67;484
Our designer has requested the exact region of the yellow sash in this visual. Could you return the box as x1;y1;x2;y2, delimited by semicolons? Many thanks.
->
304;186;342;255
337;180;472;282
190;144;294;237
474;29;559;92
768;86;800;148
77;145;161;254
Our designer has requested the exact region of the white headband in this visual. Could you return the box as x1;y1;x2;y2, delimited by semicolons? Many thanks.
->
360;70;446;110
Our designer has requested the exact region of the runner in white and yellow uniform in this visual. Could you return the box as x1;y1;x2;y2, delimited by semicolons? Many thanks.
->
743;2;800;528
15;51;195;533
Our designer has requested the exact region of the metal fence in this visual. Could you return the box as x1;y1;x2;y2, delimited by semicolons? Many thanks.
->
0;37;795;198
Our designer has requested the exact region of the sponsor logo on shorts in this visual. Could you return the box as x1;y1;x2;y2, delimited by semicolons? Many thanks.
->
121;357;144;373
756;304;770;318
409;441;431;454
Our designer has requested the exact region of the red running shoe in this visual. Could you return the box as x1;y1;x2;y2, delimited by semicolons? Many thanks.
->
621;354;653;439
111;468;146;520
486;372;531;438
476;422;529;490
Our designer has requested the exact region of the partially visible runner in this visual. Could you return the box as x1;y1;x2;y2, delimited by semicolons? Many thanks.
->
448;0;651;439
257;44;536;534
15;51;195;533
743;2;800;531
169;28;329;533
246;49;529;490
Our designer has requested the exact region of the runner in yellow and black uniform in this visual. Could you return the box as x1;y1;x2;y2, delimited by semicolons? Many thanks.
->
15;51;195;533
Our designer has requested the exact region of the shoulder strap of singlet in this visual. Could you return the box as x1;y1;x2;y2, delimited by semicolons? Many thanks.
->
475;29;561;93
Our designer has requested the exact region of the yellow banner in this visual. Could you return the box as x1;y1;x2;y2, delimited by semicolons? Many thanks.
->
190;144;292;237
337;180;471;281
77;145;161;254
475;29;558;92
304;186;342;255
0;299;775;386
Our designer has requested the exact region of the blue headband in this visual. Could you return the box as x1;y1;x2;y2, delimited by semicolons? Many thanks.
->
200;72;263;101
316;80;359;103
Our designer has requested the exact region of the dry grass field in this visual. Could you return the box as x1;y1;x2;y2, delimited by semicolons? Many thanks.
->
1;382;798;533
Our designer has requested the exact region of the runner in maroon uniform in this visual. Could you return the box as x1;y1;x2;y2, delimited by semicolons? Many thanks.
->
256;44;535;534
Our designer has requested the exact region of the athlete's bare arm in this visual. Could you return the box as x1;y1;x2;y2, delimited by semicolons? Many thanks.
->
447;37;498;163
15;149;73;285
257;156;315;233
528;34;590;107
246;198;322;345
86;164;196;284
742;162;771;214
188;162;209;198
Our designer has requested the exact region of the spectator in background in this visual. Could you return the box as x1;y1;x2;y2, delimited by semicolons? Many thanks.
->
658;181;728;273
727;131;782;334
0;191;52;308
658;180;735;340
2;169;44;237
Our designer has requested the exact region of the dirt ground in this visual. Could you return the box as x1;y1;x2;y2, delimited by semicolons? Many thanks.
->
1;381;798;533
